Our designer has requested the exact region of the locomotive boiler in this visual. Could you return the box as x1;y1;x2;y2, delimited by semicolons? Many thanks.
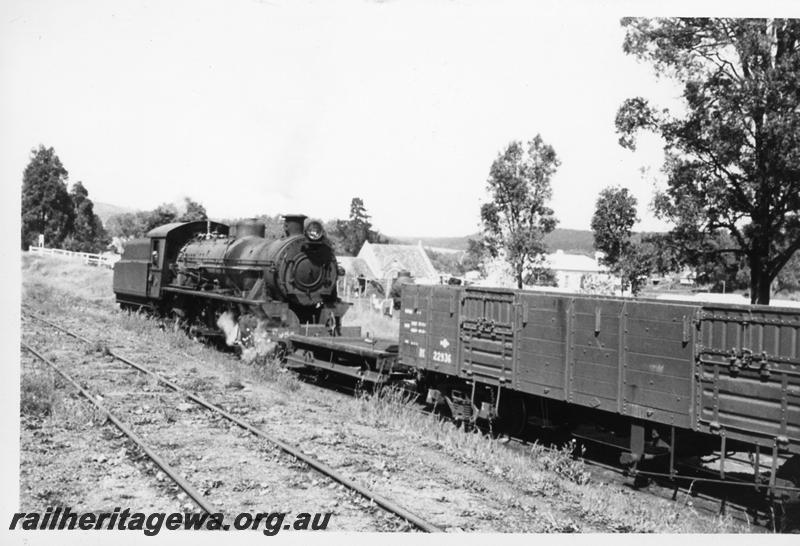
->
113;215;349;343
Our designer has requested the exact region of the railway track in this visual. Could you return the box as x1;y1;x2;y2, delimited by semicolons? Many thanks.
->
21;310;442;533
23;307;790;531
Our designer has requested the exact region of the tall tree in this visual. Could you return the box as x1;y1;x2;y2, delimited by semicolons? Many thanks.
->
591;187;650;294
21;145;75;249
64;181;108;252
591;186;656;295
591;187;638;268
178;197;208;222
335;197;379;255
616;18;800;304
481;136;559;288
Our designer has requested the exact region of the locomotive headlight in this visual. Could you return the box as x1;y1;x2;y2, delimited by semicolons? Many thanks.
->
304;220;324;241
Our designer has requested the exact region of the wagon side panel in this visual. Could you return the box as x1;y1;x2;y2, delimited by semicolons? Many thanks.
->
567;297;625;414
399;285;461;376
621;301;697;428
514;292;570;401
425;285;462;376
696;305;800;454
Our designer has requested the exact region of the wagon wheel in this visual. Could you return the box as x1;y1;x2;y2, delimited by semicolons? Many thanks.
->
496;392;528;438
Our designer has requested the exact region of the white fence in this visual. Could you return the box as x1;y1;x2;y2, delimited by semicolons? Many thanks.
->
28;246;120;269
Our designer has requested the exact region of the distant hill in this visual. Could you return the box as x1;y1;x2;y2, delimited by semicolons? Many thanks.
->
94;202;137;225
390;235;476;250
391;228;598;255
543;229;596;256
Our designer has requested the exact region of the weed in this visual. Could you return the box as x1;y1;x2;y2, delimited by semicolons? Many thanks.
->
88;339;111;356
276;370;300;392
20;370;58;419
538;440;591;485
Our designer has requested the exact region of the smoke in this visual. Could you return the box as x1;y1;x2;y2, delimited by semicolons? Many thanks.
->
216;311;240;346
216;311;281;364
240;319;278;364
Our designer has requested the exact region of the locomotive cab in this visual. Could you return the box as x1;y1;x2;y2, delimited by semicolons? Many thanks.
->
112;220;229;310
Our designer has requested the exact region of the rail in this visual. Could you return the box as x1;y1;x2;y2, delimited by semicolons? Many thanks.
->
27;246;119;268
21;341;218;514
22;310;443;533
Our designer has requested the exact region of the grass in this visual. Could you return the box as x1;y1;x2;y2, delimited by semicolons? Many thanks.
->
20;364;104;431
20;369;59;419
22;253;116;307
351;387;745;532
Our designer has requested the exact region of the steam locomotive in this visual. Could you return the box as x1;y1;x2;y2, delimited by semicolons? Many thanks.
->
113;215;350;342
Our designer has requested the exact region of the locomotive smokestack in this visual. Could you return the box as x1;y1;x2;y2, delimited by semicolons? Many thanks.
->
235;218;266;238
283;214;307;236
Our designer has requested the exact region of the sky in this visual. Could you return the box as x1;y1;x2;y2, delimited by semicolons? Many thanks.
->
2;1;797;238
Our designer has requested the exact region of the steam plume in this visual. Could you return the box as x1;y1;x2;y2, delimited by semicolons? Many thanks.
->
216;311;240;346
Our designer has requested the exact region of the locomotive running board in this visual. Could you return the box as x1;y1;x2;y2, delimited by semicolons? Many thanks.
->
162;286;263;306
288;334;398;358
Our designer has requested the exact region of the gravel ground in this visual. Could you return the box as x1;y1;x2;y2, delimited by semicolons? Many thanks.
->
21;319;410;532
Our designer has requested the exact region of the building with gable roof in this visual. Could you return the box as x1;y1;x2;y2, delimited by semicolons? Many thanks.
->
357;240;438;283
336;241;440;298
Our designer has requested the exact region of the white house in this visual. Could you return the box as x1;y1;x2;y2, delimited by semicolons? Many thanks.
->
474;250;615;293
544;250;609;292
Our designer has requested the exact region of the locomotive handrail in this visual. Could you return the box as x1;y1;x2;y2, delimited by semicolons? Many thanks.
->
178;257;277;268
161;285;264;306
